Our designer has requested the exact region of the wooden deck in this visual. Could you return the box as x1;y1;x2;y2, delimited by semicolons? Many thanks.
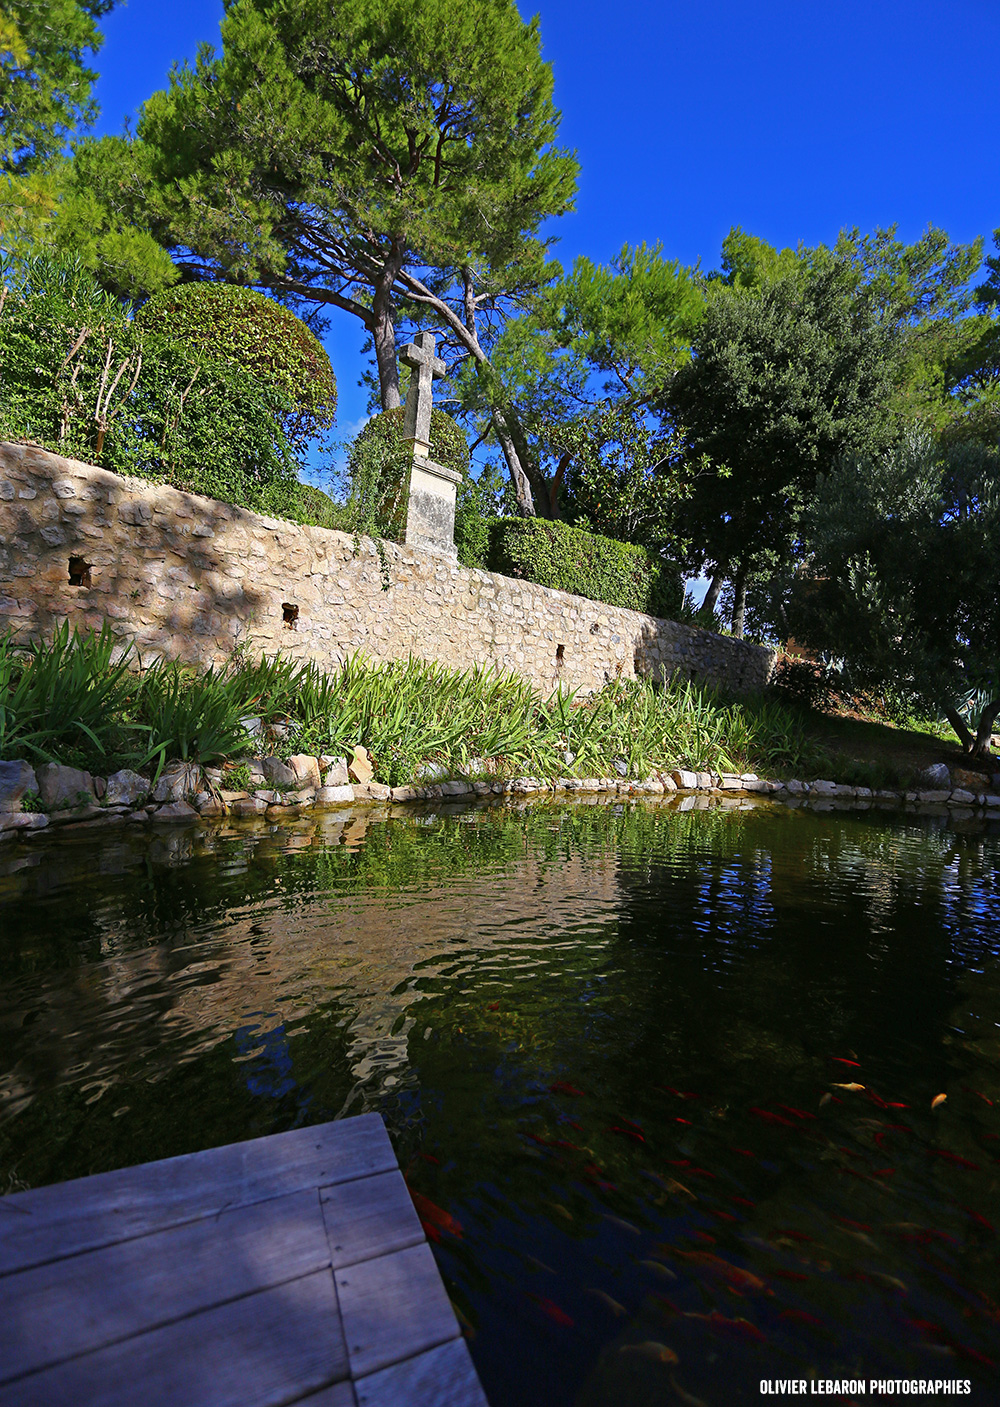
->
0;1114;488;1407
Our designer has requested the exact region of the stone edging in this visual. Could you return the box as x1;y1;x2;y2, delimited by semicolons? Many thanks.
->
3;755;999;842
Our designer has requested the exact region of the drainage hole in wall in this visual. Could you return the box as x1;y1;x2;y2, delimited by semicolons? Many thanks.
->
555;643;565;665
589;622;600;635
68;557;92;587
282;602;299;629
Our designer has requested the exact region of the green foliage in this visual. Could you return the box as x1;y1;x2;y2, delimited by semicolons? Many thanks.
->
135;283;336;453
785;433;1000;756
67;0;577;414
455;463;510;570
0;622;138;764
0;253;312;516
0;0;112;176
293;481;346;531
344;406;469;542
666;259;903;586
454;243;701;521
487;517;682;620
133;662;252;768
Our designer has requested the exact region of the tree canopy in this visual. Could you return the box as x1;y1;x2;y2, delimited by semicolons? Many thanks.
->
69;0;576;411
785;434;1000;758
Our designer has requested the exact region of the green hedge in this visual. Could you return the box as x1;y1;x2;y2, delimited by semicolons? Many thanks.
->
486;518;682;619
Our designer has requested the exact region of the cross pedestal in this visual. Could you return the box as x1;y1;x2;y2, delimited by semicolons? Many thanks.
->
398;332;462;560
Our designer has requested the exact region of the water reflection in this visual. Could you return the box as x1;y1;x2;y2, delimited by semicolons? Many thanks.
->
2;798;1000;1404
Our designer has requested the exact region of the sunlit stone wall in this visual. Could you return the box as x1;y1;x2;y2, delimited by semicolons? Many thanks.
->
0;443;775;695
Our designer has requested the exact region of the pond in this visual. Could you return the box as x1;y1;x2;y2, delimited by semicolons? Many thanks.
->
2;797;1000;1405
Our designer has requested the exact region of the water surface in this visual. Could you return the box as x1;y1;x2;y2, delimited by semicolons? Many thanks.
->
2;798;999;1404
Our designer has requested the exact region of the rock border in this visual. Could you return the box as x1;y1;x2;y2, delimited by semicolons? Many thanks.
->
3;753;999;844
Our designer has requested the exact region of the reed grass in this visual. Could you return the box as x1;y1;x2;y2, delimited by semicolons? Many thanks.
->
0;629;825;783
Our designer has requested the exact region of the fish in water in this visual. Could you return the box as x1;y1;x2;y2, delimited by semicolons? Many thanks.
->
670;1375;709;1407
684;1309;766;1341
619;1341;679;1364
931;1093;948;1110
408;1188;463;1238
750;1107;796;1126
928;1149;980;1170
640;1259;679;1280
608;1125;646;1144
832;1082;866;1093
603;1213;641;1235
550;1081;586;1097
529;1294;574;1326
586;1288;627;1316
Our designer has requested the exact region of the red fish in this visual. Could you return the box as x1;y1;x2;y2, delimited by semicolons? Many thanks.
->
962;1207;995;1231
964;1087;994;1107
608;1125;645;1144
550;1139;582;1152
688;1309;766;1341
751;1107;795;1127
839;1218;872;1231
675;1117;693;1125
778;1105;816;1121
417;1151;440;1165
659;1086;699;1099
774;1229;812;1243
772;1270;809;1282
929;1149;981;1170
487;1001;500;1011
550;1081;585;1097
780;1309;823;1326
530;1295;574;1326
731;1196;755;1208
832;1057;862;1066
409;1189;463;1238
709;1209;738;1222
730;1147;756;1157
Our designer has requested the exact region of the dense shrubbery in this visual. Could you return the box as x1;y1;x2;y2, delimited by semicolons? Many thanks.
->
135;283;336;452
0;255;335;522
486;517;682;619
0;626;817;782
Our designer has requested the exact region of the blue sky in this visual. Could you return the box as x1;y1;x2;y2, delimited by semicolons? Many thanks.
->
92;0;1000;449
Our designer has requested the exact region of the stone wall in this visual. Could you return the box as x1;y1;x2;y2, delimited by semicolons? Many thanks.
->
0;442;775;695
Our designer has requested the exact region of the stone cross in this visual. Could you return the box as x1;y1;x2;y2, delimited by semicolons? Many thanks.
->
399;331;446;459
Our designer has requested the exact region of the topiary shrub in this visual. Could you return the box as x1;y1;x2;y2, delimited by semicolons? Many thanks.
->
346;406;469;542
294;481;347;530
487;517;683;619
136;283;337;452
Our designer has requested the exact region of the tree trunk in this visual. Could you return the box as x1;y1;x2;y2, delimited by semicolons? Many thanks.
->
371;242;406;410
943;704;975;753
731;563;747;639
702;573;724;616
491;407;536;516
973;697;1000;759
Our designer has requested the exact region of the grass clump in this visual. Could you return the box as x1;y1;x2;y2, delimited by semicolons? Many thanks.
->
0;626;945;789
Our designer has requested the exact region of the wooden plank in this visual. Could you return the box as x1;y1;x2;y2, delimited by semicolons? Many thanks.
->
0;1115;395;1275
0;1189;329;1382
293;1384;357;1407
320;1169;424;1269
0;1268;349;1407
354;1339;488;1407
336;1243;460;1380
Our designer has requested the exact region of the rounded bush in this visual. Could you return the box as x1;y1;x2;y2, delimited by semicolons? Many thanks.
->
136;283;337;448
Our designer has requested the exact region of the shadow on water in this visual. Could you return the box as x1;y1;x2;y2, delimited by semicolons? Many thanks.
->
2;797;1000;1405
